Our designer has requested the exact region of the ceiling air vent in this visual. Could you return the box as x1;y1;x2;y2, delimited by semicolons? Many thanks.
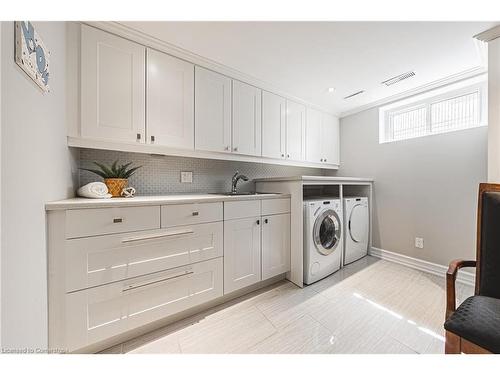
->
381;71;416;86
343;90;365;100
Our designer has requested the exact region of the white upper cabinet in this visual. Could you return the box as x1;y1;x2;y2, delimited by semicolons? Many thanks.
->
146;49;194;149
285;100;306;161
305;108;340;165
194;66;232;153
305;108;323;163
81;25;146;143
76;26;339;169
321;112;340;165
262;91;286;159
232;80;262;156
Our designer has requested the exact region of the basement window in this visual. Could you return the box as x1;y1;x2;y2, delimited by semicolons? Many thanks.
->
379;77;487;144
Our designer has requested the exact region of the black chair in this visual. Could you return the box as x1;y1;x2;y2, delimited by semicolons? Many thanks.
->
444;183;500;354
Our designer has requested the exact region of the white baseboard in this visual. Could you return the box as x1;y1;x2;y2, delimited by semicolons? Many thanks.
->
369;247;476;286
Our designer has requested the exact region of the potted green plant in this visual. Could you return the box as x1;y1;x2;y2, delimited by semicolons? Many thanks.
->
81;160;142;197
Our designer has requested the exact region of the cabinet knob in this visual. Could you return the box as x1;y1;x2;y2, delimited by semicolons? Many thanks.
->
324;158;327;162
264;218;268;224
256;219;260;225
233;147;238;152
224;146;230;151
287;154;290;158
151;135;155;143
320;158;323;162
281;153;285;158
136;133;141;141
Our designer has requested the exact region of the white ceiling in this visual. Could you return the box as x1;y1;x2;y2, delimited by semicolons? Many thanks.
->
121;21;497;115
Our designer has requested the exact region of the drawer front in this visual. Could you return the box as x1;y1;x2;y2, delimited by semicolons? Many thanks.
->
161;202;222;227
66;206;160;239
64;257;223;352
224;200;261;220
65;222;223;292
261;198;290;216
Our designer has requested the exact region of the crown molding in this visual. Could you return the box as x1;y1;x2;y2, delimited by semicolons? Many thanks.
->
474;25;500;42
82;21;338;116
339;66;487;118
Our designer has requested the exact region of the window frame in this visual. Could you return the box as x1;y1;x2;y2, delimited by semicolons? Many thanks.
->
379;78;487;144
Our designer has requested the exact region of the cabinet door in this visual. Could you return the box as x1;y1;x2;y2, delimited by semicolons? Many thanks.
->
285;100;306;161
232;80;262;156
223;217;262;294
305;108;323;163
262;214;291;280
81;25;146;142
262;91;286;159
146;49;194;149
322;112;340;165
195;66;232;153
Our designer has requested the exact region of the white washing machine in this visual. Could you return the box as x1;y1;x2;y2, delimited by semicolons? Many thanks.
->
343;197;369;265
303;198;343;285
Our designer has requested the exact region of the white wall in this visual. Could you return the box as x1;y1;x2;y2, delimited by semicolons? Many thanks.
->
1;22;77;350
0;21;3;348
488;37;500;182
338;107;487;266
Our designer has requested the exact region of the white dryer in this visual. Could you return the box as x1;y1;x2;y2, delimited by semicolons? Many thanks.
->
303;198;343;285
343;197;369;265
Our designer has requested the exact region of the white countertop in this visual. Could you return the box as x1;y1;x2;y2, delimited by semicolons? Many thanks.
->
45;193;290;211
254;175;374;183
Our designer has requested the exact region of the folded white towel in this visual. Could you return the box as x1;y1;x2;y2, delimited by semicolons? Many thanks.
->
77;182;112;199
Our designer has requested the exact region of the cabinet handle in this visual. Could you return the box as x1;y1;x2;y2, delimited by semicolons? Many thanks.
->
264;218;268;224
256;219;260;225
136;133;141;141
192;211;199;216
122;229;194;243
122;270;194;292
113;218;123;223
151;135;155;143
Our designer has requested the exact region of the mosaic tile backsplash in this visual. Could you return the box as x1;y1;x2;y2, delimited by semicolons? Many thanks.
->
79;149;336;195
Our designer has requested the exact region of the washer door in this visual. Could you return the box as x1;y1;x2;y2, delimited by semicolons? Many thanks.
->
313;209;341;255
348;203;369;244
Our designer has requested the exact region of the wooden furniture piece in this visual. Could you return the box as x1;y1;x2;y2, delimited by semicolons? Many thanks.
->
444;183;500;354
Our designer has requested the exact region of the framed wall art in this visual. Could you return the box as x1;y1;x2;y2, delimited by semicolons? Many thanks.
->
15;21;51;92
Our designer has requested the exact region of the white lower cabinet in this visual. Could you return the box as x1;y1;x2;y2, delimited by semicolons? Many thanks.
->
64;257;223;352
48;198;290;352
223;217;262;294
262;213;291;280
65;222;223;292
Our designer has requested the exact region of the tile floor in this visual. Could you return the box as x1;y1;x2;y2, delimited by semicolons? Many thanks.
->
101;256;474;354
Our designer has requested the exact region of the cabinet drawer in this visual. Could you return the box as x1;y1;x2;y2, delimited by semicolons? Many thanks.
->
261;198;290;216
64;257;223;352
66;206;160;239
161;202;222;227
224;200;261;220
65;222;223;292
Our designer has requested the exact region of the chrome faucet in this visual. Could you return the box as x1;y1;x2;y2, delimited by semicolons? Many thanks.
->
231;171;249;194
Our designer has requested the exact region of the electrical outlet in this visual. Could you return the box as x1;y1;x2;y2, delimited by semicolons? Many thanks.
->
415;237;424;249
180;171;193;183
